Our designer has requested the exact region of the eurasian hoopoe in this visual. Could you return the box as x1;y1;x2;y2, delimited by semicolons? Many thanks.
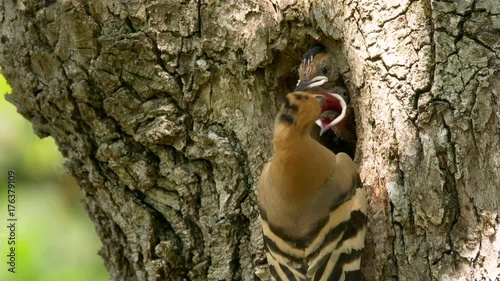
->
258;91;367;281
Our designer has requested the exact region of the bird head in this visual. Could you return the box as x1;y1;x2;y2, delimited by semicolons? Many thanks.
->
295;44;341;92
295;44;347;136
276;92;323;133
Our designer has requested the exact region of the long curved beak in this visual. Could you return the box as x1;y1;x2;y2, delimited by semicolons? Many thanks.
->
295;76;328;91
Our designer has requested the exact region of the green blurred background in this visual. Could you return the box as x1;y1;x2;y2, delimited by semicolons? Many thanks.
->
0;71;108;281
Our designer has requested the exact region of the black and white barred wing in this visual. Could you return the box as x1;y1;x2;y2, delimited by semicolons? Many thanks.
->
261;178;367;281
305;185;367;281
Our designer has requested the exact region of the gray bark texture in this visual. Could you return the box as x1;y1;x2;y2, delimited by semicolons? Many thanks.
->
1;0;499;280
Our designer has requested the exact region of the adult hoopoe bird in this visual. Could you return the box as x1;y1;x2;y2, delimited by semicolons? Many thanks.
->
258;91;367;281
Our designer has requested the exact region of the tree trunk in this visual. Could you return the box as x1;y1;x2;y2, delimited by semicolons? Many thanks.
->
1;0;498;280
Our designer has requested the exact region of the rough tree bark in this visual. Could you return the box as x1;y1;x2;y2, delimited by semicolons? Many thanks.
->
1;0;498;280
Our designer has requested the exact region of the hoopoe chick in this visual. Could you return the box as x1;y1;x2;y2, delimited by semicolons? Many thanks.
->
258;91;368;281
295;44;357;144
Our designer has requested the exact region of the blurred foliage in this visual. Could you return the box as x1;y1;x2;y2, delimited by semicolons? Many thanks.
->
0;72;64;182
0;71;108;281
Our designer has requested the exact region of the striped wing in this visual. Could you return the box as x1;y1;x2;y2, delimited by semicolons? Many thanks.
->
261;212;308;281
306;186;367;281
261;176;367;281
265;249;307;281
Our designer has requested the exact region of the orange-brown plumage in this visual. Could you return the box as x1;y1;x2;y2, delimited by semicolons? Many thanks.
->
265;92;336;202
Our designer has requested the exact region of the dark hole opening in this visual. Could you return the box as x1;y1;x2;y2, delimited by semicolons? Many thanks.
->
274;41;358;159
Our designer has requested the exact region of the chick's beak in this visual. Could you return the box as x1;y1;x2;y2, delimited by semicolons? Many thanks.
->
315;93;347;136
295;76;329;91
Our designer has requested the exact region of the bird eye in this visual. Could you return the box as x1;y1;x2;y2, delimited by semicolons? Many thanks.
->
321;67;329;75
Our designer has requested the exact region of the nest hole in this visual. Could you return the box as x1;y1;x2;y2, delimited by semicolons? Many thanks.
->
274;39;358;159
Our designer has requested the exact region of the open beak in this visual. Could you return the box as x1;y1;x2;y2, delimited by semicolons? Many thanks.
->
315;93;347;136
295;76;328;91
